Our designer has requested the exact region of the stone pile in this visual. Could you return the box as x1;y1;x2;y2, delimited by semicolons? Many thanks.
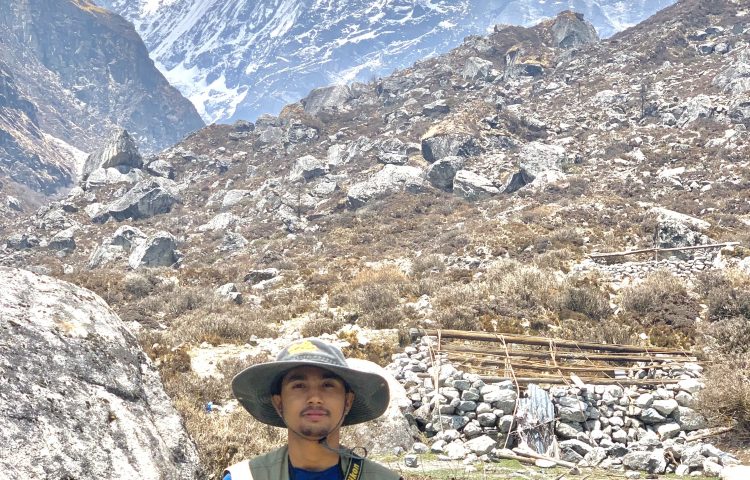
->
576;253;722;284
387;335;742;476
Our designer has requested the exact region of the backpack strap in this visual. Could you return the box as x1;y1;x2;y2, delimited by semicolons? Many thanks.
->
223;460;253;480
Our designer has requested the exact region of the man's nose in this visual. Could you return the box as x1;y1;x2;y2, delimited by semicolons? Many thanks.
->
305;386;322;402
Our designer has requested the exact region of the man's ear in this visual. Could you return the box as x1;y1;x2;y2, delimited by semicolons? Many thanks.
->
272;394;283;415
345;391;355;413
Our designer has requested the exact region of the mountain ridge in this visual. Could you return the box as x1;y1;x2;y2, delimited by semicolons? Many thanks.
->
97;0;675;123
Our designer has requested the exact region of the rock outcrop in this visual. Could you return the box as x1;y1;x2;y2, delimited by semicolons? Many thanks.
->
0;267;202;478
0;0;203;194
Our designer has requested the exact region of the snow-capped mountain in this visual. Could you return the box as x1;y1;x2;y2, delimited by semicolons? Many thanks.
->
97;0;675;123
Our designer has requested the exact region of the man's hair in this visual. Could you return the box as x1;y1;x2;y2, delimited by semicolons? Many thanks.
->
270;368;352;395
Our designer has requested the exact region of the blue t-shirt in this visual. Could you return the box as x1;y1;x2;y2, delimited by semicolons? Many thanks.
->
224;463;342;480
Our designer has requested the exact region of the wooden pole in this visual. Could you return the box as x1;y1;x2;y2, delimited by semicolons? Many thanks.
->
411;329;690;355
589;241;740;259
440;344;700;363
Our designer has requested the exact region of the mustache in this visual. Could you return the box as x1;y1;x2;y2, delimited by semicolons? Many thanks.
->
301;406;330;415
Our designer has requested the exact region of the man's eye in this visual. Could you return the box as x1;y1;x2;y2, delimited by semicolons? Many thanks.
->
291;383;305;389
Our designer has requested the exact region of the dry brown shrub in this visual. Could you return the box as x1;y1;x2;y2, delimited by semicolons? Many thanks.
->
300;314;345;338
559;280;611;321
696;269;750;321
410;254;446;277
697;359;750;437
620;269;686;315
483;259;562;311
558;316;639;345
173;307;280;345
332;266;414;329
533;249;574;272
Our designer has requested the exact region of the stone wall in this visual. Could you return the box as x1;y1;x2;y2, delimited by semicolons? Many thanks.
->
387;335;742;477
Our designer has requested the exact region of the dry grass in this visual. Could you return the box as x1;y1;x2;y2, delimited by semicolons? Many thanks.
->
332;266;414;329
620;269;687;316
698;359;750;438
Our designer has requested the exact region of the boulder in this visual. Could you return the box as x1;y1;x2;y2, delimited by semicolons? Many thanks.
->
93;178;181;223
81;129;143;179
462;57;493;81
290;155;328;182
145;160;175;179
423;99;450;116
215;283;242;304
302;84;352;115
465;435;497;455
677;95;714;128
6;233;39;250
347;165;424;208
650;207;711;251
722;465;750;480
426;156;464;191
376;137;408;165
674;406;707;431
623;449;667;474
453;170;500;200
344;359;414;454
48;226;77;253
0;267;202;478
713;49;750;95
556;396;588;423
198;213;241;232
85;167;145;188
221;189;254;209
244;268;280;285
128;231;179;269
421;133;481;162
550;11;599;49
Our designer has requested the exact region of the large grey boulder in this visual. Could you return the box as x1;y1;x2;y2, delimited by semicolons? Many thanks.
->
347;165;424;208
88;226;147;269
421;133;481;163
0;267;202;478
290;155;328;182
128;231;179;269
677;95;715;128
302;84;352;115
623;449;667;474
713;49;750;95
82;129;143;179
503;141;568;193
93;178;181;223
343;359;414;455
48;226;78;253
550;11;599;49
426;156;464;191
462;57;493;81
650;207;711;250
453;170;500;201
86;167;146;188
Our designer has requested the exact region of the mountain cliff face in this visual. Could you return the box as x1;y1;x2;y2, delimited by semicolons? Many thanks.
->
97;0;675;123
0;0;204;196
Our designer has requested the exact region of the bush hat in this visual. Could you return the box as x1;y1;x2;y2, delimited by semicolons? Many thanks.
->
232;338;390;427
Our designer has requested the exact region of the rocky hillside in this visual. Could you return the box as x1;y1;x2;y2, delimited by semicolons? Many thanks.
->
2;0;750;476
0;0;204;197
97;0;675;123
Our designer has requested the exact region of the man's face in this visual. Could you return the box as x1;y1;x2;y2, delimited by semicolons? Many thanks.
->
271;365;355;439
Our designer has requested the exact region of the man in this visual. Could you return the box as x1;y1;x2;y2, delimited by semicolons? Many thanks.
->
224;338;402;480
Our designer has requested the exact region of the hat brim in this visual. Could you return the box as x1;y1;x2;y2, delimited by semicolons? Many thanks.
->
232;359;390;427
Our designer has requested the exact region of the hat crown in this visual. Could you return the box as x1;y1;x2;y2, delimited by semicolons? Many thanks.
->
277;339;347;367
